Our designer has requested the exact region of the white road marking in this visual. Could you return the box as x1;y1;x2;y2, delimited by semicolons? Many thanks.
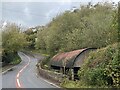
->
42;79;60;88
16;52;60;88
17;73;19;78
19;69;23;73
16;52;31;88
17;79;21;88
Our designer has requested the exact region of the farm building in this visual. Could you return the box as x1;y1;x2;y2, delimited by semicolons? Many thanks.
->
50;48;96;80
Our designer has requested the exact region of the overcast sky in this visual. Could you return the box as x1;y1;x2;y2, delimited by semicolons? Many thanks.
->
1;0;120;28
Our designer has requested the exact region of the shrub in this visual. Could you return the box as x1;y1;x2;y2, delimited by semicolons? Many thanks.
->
78;43;119;88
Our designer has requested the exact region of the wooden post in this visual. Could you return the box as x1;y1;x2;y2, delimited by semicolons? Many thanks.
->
62;58;67;74
63;66;65;74
60;67;63;73
71;69;74;80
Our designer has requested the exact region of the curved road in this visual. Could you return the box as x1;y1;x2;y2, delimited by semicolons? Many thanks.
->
2;52;57;88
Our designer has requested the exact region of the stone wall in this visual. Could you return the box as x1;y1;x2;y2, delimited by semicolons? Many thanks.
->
37;63;67;85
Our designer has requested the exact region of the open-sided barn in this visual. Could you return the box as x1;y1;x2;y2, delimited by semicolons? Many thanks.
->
50;48;96;80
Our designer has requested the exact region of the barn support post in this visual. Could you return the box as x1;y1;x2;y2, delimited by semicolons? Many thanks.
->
61;67;65;74
60;67;63;73
71;69;74;80
63;66;66;74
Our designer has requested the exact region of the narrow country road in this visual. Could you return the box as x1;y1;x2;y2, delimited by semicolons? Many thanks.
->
2;52;57;88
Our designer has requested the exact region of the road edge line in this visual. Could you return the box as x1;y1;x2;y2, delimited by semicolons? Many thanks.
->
41;78;61;88
2;53;23;74
22;52;61;88
2;66;15;74
2;61;23;75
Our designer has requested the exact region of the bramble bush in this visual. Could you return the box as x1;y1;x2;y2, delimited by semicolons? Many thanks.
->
78;43;120;88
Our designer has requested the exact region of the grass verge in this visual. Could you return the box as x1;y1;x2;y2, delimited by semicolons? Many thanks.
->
9;55;21;65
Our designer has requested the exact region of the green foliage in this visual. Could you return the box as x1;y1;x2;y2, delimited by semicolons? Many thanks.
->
9;55;21;65
34;2;119;88
2;23;28;53
35;2;118;56
61;43;119;88
2;23;28;64
78;43;119;88
118;2;120;42
40;56;51;70
24;28;36;49
61;79;81;88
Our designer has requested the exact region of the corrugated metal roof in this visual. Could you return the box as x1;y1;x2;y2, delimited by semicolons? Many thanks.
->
50;48;96;68
50;49;87;68
52;49;85;61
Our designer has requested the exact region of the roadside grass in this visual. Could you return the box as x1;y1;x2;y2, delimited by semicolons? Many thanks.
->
9;58;21;65
40;56;51;70
1;55;22;73
41;54;50;57
2;65;14;72
24;49;50;57
1;52;22;73
30;49;50;56
27;49;50;67
22;49;50;70
9;55;21;65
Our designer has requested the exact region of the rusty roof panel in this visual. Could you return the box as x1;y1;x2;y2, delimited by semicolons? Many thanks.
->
50;48;96;68
50;49;86;67
52;49;85;61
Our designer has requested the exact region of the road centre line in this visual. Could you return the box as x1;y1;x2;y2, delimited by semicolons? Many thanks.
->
16;53;31;88
16;79;21;88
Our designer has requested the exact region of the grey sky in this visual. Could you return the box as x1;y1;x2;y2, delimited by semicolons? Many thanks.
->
1;0;120;28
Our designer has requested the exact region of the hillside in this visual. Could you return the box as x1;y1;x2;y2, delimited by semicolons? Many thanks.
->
35;2;118;56
61;43;120;88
